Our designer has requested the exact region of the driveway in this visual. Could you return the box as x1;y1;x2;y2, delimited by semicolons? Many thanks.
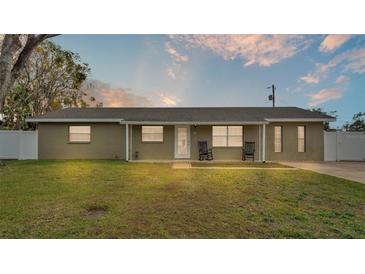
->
281;161;365;184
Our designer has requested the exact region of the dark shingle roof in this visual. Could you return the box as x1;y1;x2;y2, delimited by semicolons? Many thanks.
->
27;107;335;123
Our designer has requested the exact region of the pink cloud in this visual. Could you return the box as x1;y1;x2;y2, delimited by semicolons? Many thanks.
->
306;88;343;106
165;42;189;63
300;74;320;84
301;47;365;83
82;80;181;107
335;75;350;84
319;35;352;53
170;35;311;67
155;92;180;106
82;80;153;107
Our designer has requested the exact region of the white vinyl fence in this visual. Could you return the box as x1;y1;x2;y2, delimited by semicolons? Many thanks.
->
324;131;365;161
0;130;38;159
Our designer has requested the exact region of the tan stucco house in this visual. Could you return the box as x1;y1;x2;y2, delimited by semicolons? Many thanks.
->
26;107;335;161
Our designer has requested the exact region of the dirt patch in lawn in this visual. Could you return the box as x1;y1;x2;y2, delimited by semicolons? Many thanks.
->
85;205;108;219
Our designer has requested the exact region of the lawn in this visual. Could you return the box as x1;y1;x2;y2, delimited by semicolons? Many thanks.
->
1;160;364;238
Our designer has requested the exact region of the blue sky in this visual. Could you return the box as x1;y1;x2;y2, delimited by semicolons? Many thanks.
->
52;35;365;127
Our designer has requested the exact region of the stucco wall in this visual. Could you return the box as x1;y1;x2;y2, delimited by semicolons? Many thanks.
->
131;125;175;160
265;122;324;161
190;125;246;161
37;122;324;161
38;123;125;159
243;125;260;160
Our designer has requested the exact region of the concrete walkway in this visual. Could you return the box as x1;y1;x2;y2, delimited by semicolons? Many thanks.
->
172;162;192;169
172;162;297;170
281;161;365;184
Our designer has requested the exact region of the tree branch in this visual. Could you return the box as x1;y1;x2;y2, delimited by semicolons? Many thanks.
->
10;34;60;86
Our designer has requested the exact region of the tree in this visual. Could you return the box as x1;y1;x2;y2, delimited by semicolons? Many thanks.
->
2;41;98;130
343;112;365;131
310;108;337;130
0;34;59;113
2;85;33;130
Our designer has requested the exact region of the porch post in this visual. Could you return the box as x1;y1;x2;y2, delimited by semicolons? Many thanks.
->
125;123;129;161
258;124;261;162
262;124;266;162
130;124;133;160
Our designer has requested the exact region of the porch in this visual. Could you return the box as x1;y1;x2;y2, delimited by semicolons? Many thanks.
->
123;123;268;162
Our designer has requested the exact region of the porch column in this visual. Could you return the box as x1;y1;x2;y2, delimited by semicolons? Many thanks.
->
125;124;129;161
262;124;266;162
130;124;133;160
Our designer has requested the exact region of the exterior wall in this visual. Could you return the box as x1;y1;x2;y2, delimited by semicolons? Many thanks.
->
131;125;175;160
191;125;212;160
243;125;260;161
37;122;325;161
38;123;125;159
265;122;324;161
191;125;248;161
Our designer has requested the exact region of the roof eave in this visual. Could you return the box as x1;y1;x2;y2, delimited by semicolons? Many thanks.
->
264;118;336;122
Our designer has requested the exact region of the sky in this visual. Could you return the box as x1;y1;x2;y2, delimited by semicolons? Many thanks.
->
52;35;365;128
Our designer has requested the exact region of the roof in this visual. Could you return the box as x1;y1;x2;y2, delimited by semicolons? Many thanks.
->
26;107;335;124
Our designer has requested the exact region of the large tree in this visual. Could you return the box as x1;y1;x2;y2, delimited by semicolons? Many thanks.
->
0;34;59;112
2;40;95;130
343;112;365;131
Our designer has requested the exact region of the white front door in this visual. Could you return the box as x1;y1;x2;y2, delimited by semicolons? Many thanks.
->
175;125;191;159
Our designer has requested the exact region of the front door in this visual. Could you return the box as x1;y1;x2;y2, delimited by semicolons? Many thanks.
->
175;125;191;159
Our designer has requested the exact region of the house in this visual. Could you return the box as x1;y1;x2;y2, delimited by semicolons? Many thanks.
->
26;107;335;161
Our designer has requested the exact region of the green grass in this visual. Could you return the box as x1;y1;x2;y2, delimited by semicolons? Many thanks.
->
191;162;292;168
1;160;364;239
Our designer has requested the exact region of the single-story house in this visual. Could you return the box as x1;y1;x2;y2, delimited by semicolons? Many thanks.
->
26;107;335;161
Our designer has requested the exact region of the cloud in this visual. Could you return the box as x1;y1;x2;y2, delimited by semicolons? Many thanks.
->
300;74;320;84
319;35;352;53
165;41;189;63
335;75;350;84
306;88;343;106
169;34;311;67
82;80;181;107
82;80;153;107
156;92;180;106
301;47;365;84
166;67;177;79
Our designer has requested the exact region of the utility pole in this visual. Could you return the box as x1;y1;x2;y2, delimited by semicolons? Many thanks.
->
267;84;276;107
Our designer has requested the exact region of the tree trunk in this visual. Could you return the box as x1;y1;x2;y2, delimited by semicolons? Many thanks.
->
0;34;59;114
0;35;23;112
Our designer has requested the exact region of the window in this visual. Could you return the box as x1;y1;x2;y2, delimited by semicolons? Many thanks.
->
142;126;163;142
69;126;91;143
212;126;242;147
298;126;306;152
274;126;282;152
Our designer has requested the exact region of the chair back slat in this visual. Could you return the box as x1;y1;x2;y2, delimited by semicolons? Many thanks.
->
198;141;208;154
244;142;255;154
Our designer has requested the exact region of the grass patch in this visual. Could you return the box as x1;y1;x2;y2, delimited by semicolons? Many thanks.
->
1;160;364;238
191;162;292;168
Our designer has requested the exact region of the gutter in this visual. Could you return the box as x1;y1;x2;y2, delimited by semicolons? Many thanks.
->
25;118;123;123
26;118;335;124
264;118;336;122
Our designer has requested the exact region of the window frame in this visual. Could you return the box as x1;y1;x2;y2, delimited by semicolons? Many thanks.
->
297;125;306;153
68;125;91;143
212;126;243;147
274;126;283;153
141;126;164;143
